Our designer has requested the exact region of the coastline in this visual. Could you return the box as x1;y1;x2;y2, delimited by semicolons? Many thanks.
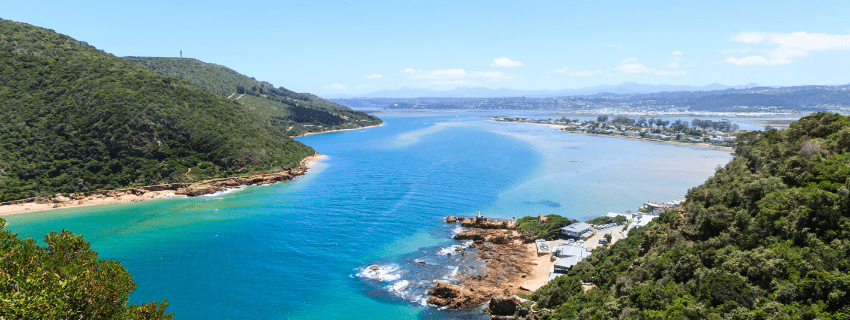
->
497;120;734;152
0;153;326;217
294;123;384;138
427;217;555;310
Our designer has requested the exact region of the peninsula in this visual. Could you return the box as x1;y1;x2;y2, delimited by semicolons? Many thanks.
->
494;116;740;151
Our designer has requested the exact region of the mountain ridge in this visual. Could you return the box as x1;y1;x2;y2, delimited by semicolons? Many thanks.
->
322;82;763;99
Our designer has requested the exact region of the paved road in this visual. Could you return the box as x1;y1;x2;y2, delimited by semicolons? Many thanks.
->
583;225;625;250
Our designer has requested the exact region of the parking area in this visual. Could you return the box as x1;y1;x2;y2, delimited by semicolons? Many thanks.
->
583;224;625;250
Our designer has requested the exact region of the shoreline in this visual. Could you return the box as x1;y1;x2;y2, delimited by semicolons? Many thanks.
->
294;123;384;138
497;120;734;152
0;153;327;217
427;217;554;310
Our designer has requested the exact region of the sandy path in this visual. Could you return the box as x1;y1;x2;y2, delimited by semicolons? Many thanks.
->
515;243;555;291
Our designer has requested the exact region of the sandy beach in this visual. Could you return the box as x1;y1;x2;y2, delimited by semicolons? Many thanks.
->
294;123;384;137
0;153;326;217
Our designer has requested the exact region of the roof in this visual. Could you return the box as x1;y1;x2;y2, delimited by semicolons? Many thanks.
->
554;256;580;269
557;245;591;258
562;223;592;233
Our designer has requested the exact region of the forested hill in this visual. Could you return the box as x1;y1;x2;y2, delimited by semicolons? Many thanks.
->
533;112;850;319
123;57;382;136
0;19;315;202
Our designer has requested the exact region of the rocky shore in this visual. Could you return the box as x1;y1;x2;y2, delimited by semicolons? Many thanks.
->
0;153;323;216
428;216;551;319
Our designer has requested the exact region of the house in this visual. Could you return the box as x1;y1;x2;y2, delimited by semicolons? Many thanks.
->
553;256;581;273
561;223;592;239
555;245;591;259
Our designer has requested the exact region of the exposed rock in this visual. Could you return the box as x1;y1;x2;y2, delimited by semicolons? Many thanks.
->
446;216;458;223
484;295;520;315
454;231;484;241
488;235;509;244
426;282;489;310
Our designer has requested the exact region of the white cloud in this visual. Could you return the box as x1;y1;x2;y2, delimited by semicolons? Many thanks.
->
403;68;416;73
616;64;685;75
490;57;524;67
668;62;680;67
363;74;382;79
555;67;598;76
725;56;791;66
620;57;637;63
672;51;683;55
726;31;850;65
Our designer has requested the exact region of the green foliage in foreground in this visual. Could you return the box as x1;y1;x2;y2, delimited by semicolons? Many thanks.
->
516;214;574;240
532;112;850;319
0;218;172;319
0;19;315;201
123;57;383;136
585;215;627;225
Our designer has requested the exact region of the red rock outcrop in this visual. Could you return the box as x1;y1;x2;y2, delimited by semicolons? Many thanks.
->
426;282;489;309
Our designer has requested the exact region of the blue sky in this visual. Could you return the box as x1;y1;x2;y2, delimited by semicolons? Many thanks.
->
5;1;850;96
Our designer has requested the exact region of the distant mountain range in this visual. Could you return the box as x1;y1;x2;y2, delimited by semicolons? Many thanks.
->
322;82;763;99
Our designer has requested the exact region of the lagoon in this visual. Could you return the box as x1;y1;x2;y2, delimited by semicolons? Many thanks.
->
3;111;732;319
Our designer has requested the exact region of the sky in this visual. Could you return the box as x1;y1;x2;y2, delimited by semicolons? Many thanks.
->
5;1;850;96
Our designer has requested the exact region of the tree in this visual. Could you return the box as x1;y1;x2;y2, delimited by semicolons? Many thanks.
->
0;218;173;319
637;117;648;127
597;115;609;122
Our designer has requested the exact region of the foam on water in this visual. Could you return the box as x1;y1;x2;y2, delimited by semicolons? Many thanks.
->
356;264;403;282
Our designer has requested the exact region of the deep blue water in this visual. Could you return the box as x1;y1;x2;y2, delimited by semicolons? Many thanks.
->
2;112;732;319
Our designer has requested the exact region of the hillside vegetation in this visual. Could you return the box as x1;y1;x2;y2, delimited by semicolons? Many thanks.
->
123;57;382;136
532;112;850;319
0;19;315;201
0;218;172;319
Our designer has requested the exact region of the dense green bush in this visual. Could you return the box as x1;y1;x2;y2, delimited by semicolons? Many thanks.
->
0;19;315;201
123;57;382;136
0;218;172;319
516;214;574;240
532;112;850;319
586;215;627;225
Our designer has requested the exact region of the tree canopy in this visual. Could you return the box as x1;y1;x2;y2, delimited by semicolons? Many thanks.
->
0;218;172;319
531;112;850;319
0;19;315;201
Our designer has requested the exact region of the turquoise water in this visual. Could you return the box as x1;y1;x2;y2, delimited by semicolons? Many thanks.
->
3;112;732;319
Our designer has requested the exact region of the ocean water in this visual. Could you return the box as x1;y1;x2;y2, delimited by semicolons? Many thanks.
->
2;112;732;319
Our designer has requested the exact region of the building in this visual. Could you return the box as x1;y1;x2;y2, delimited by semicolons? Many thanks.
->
561;222;592;239
553;256;581;273
554;245;591;259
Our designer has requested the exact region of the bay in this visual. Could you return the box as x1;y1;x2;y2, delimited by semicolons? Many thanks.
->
2;111;732;319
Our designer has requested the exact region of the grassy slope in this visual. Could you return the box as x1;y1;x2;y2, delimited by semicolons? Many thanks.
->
123;57;383;136
532;112;850;319
0;19;314;201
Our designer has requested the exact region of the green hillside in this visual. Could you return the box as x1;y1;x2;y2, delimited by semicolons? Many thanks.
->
533;112;850;319
123;57;382;136
0;19;315;201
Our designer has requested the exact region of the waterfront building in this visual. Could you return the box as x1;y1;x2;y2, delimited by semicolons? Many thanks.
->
561;222;592;239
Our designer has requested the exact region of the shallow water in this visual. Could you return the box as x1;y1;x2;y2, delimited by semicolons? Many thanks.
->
3;111;732;319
